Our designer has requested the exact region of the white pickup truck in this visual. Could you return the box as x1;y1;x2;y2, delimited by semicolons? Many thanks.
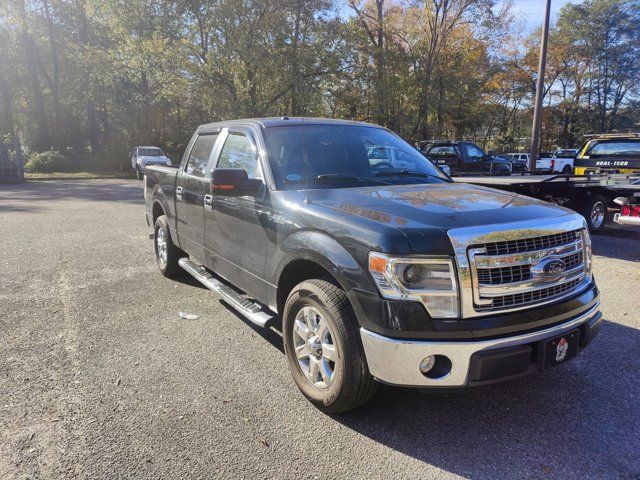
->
536;149;578;174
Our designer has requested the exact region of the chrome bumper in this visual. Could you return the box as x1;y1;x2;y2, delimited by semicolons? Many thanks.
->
360;302;600;387
614;213;640;226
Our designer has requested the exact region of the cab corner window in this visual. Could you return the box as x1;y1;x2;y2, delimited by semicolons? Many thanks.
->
185;134;218;177
217;132;260;179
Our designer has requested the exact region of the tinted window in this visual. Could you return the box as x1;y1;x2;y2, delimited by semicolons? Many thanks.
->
464;144;485;160
217;132;260;178
586;141;640;157
185;134;217;177
428;145;457;156
139;147;164;156
264;124;448;189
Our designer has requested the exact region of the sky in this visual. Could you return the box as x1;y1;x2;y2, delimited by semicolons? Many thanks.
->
505;0;584;32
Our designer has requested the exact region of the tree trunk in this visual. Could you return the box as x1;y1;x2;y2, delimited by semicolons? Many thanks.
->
77;0;100;153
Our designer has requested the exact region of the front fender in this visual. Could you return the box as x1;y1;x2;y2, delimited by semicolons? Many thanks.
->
273;230;375;294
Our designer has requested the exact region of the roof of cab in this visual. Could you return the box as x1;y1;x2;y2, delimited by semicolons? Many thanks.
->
196;117;383;132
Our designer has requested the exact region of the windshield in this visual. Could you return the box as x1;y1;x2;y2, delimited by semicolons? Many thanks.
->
584;140;640;157
138;148;164;157
263;124;449;189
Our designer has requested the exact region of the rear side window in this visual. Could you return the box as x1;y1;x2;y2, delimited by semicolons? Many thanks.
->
217;132;261;179
185;134;218;177
428;145;457;157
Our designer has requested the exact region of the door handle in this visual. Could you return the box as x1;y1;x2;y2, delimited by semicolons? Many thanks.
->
176;186;183;200
204;194;213;211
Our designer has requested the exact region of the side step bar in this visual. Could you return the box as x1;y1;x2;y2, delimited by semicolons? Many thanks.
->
178;258;276;328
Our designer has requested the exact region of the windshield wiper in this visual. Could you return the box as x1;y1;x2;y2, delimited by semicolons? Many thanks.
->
373;169;445;181
315;174;393;186
282;174;392;187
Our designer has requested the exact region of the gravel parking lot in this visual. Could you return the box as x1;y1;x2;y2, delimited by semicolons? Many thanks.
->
1;179;639;479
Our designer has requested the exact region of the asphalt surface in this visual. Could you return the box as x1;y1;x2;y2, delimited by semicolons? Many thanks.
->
1;179;639;479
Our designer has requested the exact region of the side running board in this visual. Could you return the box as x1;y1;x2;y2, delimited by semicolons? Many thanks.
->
178;258;276;328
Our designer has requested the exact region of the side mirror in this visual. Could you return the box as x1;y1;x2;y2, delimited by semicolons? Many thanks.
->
487;150;495;157
211;168;261;197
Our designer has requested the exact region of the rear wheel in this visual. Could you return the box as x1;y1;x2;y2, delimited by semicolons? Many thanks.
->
154;215;181;277
582;195;608;232
282;279;377;413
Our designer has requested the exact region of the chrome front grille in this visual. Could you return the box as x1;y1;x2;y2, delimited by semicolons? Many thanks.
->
483;230;580;255
447;216;592;318
479;277;583;310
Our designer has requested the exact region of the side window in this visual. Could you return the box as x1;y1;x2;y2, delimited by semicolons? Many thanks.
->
366;146;392;166
217;131;261;179
428;145;456;157
464;144;485;161
185;134;218;177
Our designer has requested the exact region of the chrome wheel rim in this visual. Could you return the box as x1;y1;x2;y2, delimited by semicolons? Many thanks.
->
590;201;605;229
292;306;337;389
156;227;168;269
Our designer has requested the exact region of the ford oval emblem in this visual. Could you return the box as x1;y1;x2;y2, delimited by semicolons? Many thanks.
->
535;258;567;278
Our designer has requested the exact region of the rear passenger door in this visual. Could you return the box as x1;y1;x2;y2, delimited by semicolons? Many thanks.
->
175;131;220;263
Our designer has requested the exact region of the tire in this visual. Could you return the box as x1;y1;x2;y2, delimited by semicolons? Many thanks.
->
582;195;608;232
562;165;572;174
154;215;182;277
136;167;143;180
282;279;377;414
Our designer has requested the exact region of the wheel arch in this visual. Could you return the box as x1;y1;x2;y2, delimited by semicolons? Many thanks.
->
152;200;165;225
274;230;373;315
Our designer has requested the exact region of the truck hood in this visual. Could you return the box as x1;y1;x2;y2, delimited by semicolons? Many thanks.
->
305;183;572;252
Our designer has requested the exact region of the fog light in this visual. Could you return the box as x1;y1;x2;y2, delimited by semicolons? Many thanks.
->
419;356;436;373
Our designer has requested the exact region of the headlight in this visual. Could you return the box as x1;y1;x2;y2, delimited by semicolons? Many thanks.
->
582;228;593;276
368;252;459;318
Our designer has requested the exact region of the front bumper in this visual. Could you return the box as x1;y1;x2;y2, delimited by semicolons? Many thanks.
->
360;302;601;388
614;212;640;226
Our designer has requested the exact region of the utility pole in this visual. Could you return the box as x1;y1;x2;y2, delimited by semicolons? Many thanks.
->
528;0;552;171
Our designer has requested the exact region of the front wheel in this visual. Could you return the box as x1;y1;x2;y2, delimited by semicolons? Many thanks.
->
282;280;377;414
136;167;143;180
582;195;608;232
562;165;572;174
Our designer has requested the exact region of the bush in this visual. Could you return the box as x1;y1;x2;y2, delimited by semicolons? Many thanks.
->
24;151;75;173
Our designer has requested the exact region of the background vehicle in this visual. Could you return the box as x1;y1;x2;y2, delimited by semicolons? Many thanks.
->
505;152;530;163
144;117;601;413
503;153;530;172
131;146;172;179
536;151;554;172
550;149;578;173
420;140;513;175
574;133;640;175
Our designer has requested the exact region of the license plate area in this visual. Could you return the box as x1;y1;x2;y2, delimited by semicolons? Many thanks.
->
540;329;580;370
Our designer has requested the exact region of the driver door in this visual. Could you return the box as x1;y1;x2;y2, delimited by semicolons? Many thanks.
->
204;128;270;299
462;142;486;173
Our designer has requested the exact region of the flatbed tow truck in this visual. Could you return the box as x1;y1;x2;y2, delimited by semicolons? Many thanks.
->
453;173;640;231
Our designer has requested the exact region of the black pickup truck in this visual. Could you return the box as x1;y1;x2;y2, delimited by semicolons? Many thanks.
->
144;118;601;413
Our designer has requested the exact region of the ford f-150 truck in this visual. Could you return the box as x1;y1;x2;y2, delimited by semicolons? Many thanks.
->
144;118;601;413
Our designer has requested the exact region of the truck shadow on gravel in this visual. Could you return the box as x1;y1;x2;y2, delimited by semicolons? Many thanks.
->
334;318;639;478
